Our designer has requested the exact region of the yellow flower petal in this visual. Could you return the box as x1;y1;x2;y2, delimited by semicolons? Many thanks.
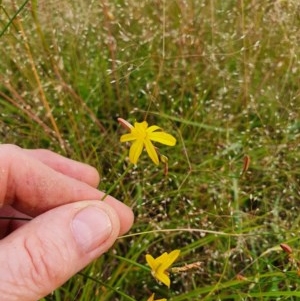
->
147;125;161;133
120;133;137;142
147;293;167;301
134;121;148;133
129;139;144;164
147;294;155;301
146;254;157;270
148;132;176;146
159;249;181;271
155;270;171;288
154;252;169;264
144;138;159;165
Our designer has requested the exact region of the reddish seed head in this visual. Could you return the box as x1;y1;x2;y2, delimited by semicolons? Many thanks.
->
236;274;248;281
242;155;250;174
117;118;133;130
280;243;293;254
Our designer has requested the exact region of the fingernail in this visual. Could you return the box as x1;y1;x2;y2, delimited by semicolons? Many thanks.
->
72;206;112;253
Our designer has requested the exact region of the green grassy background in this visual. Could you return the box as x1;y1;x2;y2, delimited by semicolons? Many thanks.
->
1;0;300;300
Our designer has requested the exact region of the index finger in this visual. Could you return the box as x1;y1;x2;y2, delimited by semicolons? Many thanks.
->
0;145;104;216
24;148;100;187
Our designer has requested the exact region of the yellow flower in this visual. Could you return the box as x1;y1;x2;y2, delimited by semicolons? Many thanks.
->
145;249;180;288
118;118;176;165
147;293;167;301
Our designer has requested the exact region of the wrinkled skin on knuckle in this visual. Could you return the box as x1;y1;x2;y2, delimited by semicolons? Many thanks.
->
21;232;68;294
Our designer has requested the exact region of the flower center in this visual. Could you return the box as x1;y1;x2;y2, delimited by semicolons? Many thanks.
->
136;129;147;140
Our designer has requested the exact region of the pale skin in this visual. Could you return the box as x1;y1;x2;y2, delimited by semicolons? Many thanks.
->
0;144;134;301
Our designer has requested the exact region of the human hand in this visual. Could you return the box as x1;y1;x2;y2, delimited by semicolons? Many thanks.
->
0;144;134;301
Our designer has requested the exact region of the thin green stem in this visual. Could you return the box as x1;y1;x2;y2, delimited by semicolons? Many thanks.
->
0;0;30;38
101;163;133;200
78;272;137;301
119;228;256;240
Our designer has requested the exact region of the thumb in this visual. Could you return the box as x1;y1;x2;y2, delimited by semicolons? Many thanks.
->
0;200;127;301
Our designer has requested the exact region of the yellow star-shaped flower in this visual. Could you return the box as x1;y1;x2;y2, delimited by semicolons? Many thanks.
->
145;249;180;288
118;118;176;165
147;293;167;301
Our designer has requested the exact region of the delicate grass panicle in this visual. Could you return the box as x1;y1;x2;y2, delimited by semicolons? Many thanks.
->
1;0;300;300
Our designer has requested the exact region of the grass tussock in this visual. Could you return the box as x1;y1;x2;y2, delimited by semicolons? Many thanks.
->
1;0;300;300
